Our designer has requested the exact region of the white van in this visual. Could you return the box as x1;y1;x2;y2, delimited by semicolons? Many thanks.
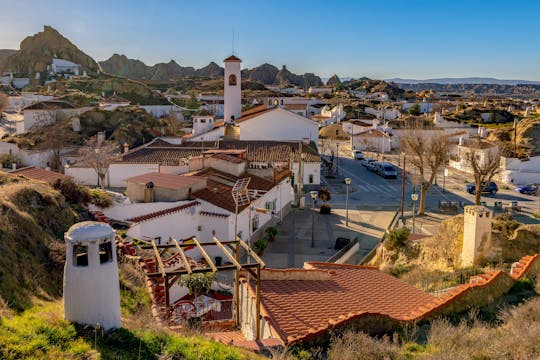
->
352;149;364;160
376;162;397;178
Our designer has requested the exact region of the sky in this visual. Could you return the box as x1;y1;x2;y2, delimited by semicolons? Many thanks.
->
1;0;539;80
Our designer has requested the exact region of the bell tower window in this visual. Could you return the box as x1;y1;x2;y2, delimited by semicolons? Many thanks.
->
229;74;237;86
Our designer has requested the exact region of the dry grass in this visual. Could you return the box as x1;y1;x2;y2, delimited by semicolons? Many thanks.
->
320;295;540;360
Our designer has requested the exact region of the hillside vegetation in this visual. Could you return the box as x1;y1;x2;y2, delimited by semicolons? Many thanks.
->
0;301;261;360
0;174;76;312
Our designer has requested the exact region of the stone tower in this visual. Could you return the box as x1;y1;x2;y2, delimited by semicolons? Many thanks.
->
223;55;242;123
461;206;492;267
64;221;121;330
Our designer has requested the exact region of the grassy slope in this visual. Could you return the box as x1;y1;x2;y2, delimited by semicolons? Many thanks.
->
0;301;261;360
0;174;76;312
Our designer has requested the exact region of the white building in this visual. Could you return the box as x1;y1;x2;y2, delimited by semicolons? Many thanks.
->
351;129;392;153
51;58;81;75
17;100;89;134
99;95;131;111
235;106;319;143
449;138;499;174
223;55;242;123
308;87;332;95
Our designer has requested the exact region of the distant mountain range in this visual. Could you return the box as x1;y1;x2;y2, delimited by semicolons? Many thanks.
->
386;77;540;85
99;56;325;88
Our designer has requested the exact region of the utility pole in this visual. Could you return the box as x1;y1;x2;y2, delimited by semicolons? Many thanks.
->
401;153;406;220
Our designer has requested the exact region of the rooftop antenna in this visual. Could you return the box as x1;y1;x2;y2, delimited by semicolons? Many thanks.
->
232;30;235;55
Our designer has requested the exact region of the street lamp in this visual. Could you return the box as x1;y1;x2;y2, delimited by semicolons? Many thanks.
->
443;167;449;193
309;191;318;248
344;178;351;227
411;192;419;233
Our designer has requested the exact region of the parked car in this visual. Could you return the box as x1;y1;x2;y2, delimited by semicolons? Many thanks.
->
376;162;398;178
366;161;379;172
515;184;539;196
352;149;364;160
466;181;498;195
361;157;374;167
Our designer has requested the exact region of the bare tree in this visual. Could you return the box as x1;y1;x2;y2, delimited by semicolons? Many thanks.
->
466;145;501;205
30;110;79;170
0;93;8;113
400;129;450;214
79;133;120;188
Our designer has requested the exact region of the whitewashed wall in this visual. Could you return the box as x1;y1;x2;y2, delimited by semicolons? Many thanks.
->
238;108;318;143
499;155;540;185
291;162;321;185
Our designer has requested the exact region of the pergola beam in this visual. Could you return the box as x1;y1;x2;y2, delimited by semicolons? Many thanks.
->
191;237;218;272
236;236;265;267
212;236;242;269
172;238;192;274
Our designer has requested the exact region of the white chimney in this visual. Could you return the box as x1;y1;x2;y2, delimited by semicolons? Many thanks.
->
123;142;129;154
11;162;17;170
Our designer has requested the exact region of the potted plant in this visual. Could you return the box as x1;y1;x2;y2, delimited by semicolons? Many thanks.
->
265;226;278;241
318;187;332;214
252;238;268;256
178;273;216;299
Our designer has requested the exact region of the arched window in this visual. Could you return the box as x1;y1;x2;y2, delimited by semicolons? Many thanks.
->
229;74;237;86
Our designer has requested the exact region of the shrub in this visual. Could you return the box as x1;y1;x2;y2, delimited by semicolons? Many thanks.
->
265;226;278;241
384;227;410;251
52;178;91;206
253;238;268;253
90;189;113;208
178;273;215;297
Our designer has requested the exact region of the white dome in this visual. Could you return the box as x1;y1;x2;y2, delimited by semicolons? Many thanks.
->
65;221;114;243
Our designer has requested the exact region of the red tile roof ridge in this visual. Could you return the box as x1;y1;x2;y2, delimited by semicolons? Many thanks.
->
258;268;333;281
510;253;540;279
199;211;230;218
126;201;200;223
305;261;379;270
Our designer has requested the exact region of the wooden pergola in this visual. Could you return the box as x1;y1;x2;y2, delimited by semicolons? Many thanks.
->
141;235;265;339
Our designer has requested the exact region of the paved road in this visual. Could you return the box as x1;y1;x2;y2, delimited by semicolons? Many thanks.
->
324;140;540;221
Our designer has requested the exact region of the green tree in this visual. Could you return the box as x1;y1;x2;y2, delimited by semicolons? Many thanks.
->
408;103;421;116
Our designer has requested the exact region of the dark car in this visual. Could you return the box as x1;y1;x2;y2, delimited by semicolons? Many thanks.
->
466;181;498;195
515;184;538;196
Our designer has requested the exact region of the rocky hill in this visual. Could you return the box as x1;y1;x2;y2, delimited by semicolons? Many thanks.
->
100;55;324;88
344;78;413;99
1;26;99;78
99;54;224;80
326;74;342;86
0;49;17;70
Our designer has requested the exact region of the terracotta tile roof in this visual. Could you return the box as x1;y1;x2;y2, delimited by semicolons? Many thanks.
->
235;105;274;124
284;104;307;111
8;166;67;183
311;115;331;120
194;109;213;117
121;148;204;165
211;153;244;164
252;262;436;344
224;55;241;62
122;140;320;164
357;129;391;138
126;201;200;223
189;167;274;213
351;119;373;126
125;172;205;190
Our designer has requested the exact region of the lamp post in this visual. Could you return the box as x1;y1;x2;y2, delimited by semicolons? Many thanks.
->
411;192;419;233
335;142;340;175
309;191;318;248
344;178;351;227
443;167;448;193
94;148;100;187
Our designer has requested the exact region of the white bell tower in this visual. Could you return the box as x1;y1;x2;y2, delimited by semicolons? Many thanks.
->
63;221;121;330
223;55;242;123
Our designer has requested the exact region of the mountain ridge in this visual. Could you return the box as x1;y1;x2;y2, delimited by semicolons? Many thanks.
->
99;55;324;88
386;77;540;85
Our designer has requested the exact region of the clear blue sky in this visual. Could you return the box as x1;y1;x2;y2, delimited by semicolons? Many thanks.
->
2;0;539;80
